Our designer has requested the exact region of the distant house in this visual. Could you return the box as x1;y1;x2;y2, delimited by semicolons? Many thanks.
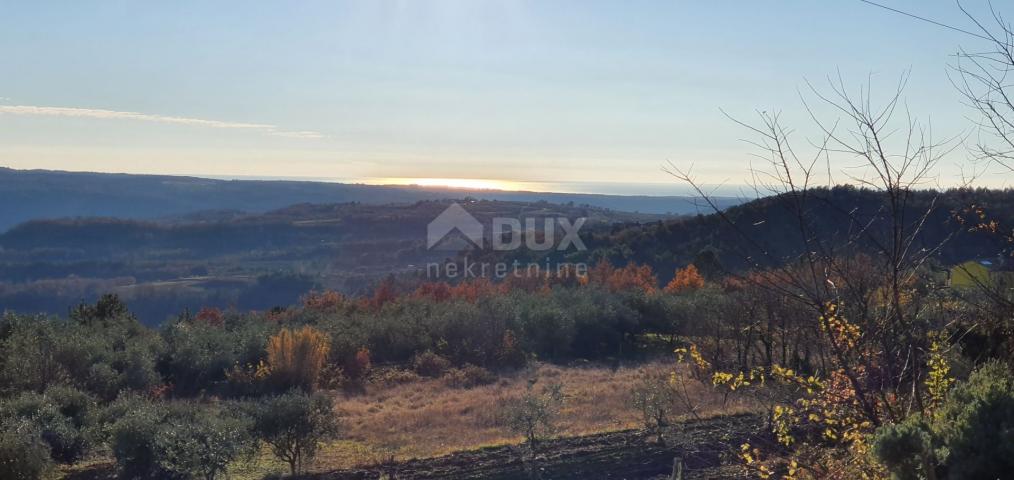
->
949;257;1014;289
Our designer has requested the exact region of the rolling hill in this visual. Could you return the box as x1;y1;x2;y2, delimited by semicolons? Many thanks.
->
564;186;1014;283
0;167;742;231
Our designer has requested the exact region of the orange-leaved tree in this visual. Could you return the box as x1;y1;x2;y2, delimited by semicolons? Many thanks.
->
586;260;658;293
266;326;331;392
664;264;705;293
301;290;346;311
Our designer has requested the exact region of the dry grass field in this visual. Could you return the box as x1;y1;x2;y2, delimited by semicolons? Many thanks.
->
227;361;755;478
59;361;756;479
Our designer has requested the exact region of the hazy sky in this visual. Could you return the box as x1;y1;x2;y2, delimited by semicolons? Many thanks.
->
1;1;1011;194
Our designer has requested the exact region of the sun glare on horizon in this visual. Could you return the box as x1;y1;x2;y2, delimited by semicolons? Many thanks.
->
366;177;530;191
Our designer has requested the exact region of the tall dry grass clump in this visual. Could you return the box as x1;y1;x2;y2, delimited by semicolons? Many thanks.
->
267;326;331;392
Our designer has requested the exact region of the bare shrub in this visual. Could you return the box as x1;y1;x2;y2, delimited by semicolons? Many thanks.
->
630;367;680;442
499;382;565;479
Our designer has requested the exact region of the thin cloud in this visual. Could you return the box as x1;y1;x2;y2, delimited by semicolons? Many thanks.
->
269;130;327;139
0;104;324;139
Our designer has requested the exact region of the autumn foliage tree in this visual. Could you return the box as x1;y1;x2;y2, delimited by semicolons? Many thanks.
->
301;290;345;311
266;327;330;392
586;260;658;293
343;347;372;383
364;275;399;310
664;265;705;293
411;279;507;303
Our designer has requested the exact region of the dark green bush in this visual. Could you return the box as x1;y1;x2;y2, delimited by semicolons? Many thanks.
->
70;293;133;326
0;315;71;394
0;298;164;400
85;363;123;400
873;360;1014;480
107;395;168;478
933;360;1014;479
121;342;163;393
0;388;95;463
43;384;98;431
871;416;935;480
159;315;273;396
250;391;341;475
156;403;255;480
0;418;53;480
105;395;254;480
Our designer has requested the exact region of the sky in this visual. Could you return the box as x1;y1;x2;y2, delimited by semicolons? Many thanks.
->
1;0;1011;195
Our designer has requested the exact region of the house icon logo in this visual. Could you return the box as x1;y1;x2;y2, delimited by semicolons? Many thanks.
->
427;203;484;250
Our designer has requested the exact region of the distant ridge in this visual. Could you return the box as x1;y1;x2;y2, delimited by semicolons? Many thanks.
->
0;167;743;231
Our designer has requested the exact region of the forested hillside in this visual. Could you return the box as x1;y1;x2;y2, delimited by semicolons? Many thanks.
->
0;199;666;323
563;186;1014;282
4;187;1013;324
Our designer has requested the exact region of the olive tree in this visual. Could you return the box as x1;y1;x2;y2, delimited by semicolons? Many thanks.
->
500;382;564;479
251;391;341;475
